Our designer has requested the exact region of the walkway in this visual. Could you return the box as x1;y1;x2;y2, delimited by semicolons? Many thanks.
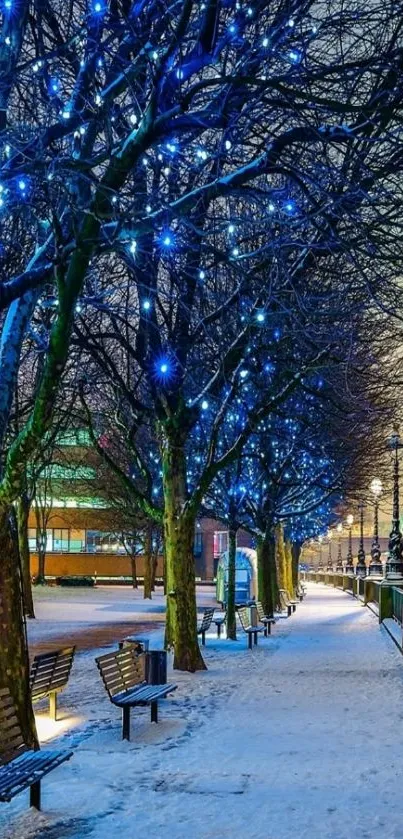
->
2;584;403;839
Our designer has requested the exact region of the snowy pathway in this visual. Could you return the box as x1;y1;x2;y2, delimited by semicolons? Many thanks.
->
2;583;403;839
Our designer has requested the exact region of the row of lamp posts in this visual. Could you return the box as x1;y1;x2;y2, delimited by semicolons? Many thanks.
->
317;426;403;579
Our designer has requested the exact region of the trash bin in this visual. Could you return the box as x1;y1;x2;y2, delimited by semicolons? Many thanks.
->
146;650;167;685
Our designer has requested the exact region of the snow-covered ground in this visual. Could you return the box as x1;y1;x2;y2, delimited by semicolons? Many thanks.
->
2;583;403;839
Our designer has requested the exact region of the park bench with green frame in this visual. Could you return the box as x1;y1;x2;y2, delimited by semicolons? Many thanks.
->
0;686;72;810
237;606;265;649
30;646;76;720
96;647;177;741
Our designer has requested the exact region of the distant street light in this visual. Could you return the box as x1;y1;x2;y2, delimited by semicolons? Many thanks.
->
386;429;403;577
317;534;324;570
356;502;367;577
369;478;383;576
326;529;333;571
336;523;343;572
345;514;354;574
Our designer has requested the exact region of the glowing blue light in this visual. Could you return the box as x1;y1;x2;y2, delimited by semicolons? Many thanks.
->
160;362;169;374
49;78;60;95
240;369;248;379
256;312;265;323
262;36;269;47
142;300;151;311
228;23;237;34
225;140;232;150
4;0;12;9
201;400;209;410
92;1;105;12
228;224;235;234
199;270;205;280
18;179;27;192
268;202;275;213
284;200;296;214
289;50;301;64
162;232;173;247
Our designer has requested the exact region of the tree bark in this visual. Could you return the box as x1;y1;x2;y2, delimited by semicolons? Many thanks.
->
161;429;206;672
130;555;138;589
285;538;294;597
16;494;35;618
226;525;237;640
291;542;302;592
257;530;278;616
151;545;158;591
0;505;38;747
143;526;153;599
275;524;287;593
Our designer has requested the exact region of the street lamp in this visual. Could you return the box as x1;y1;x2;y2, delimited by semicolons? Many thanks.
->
326;529;333;571
345;514;354;574
356;502;367;577
317;534;324;570
386;429;403;577
369;478;383;576
336;523;343;572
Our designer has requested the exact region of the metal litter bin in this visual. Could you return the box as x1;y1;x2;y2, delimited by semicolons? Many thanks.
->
146;650;167;685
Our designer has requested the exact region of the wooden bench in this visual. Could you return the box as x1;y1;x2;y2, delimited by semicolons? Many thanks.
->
30;646;76;721
96;647;177;741
197;607;215;645
0;687;72;810
237;606;265;649
256;601;276;636
280;589;298;613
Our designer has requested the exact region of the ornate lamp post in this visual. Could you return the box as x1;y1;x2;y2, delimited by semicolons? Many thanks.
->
335;523;343;572
386;429;403;577
345;514;354;574
326;529;333;571
356;502;367;577
317;534;324;570
369;478;383;576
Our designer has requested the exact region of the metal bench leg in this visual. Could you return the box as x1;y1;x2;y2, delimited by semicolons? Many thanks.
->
217;623;221;638
151;701;158;723
267;622;272;636
254;631;258;646
30;781;41;810
292;604;296;613
264;624;268;637
49;691;57;721
201;631;205;646
122;706;131;741
248;633;252;650
287;606;292;617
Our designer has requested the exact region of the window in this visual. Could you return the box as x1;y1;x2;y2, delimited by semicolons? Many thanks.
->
194;531;203;556
28;528;36;551
52;528;70;552
213;531;228;557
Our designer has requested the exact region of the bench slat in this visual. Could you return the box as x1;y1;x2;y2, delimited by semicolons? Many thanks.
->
112;683;177;706
0;749;72;801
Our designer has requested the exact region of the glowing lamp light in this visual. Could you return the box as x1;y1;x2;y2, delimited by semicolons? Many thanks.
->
142;300;151;311
262;36;269;47
346;514;354;526
256;312;265;323
201;400;209;410
240;369;248;379
160;363;169;374
370;478;382;497
199;270;205;280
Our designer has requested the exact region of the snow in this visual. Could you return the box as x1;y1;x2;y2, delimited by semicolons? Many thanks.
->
2;583;403;839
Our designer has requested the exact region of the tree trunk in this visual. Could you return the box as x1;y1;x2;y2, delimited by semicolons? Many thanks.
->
285;538;294;597
275;524;287;593
16;494;35;618
291;542;301;592
257;530;278;616
0;505;38;747
130;555;138;589
226;525;237;640
37;544;46;584
161;430;206;672
151;546;158;591
143;526;153;599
